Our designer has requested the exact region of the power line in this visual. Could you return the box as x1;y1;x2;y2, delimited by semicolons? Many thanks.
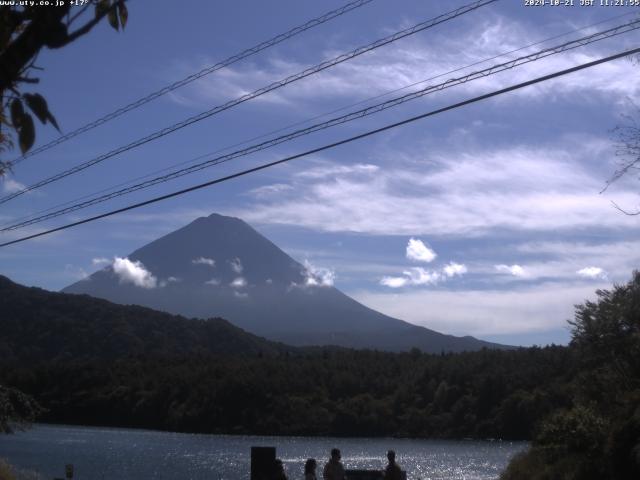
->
7;0;376;167
4;19;637;231
4;10;634;230
1;46;637;249
3;19;638;232
0;0;498;206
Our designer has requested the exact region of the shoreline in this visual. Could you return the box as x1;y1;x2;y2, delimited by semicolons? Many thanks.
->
25;422;530;444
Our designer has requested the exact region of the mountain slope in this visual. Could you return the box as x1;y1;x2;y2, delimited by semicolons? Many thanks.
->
0;275;288;363
64;213;507;353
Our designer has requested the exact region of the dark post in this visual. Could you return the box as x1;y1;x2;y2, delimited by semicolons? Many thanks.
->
345;470;383;480
251;446;276;480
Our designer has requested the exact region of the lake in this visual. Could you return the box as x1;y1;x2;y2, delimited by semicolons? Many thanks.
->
0;425;527;480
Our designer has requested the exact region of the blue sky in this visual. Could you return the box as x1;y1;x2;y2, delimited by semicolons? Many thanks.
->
1;0;639;346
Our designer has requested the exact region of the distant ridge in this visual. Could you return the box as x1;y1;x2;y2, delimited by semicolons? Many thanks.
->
64;213;509;353
0;275;289;363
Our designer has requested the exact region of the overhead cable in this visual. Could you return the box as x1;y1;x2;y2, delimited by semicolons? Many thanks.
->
1;45;637;248
0;0;498;205
7;0;376;166
2;19;638;232
4;9;634;230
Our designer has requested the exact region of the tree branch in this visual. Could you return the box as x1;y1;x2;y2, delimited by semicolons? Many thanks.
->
0;7;70;92
63;2;121;46
16;77;39;84
67;4;92;27
611;200;640;216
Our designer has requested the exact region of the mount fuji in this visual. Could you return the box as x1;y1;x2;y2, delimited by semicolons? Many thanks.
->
63;213;507;353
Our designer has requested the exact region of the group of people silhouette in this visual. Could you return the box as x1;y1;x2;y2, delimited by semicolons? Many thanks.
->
300;448;403;480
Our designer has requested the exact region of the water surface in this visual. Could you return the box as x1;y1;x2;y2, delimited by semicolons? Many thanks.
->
0;424;526;480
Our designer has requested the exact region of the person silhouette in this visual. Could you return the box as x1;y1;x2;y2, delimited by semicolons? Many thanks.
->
323;448;345;480
272;459;287;480
304;458;318;480
383;450;402;480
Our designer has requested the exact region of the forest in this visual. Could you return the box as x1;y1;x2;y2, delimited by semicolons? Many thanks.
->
500;271;640;479
1;346;573;440
1;272;639;478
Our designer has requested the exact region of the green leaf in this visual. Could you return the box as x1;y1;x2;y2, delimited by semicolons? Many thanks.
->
23;93;48;125
118;0;128;29
18;113;35;154
108;7;119;31
22;93;60;132
95;0;111;18
47;111;61;133
10;99;24;128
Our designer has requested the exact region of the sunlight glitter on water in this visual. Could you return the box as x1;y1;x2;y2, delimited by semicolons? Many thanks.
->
0;425;527;480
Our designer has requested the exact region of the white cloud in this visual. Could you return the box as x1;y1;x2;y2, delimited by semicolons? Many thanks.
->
229;258;243;274
513;240;640;282
303;260;335;287
234;291;249;299
380;267;442;288
1;178;26;194
205;278;221;286
495;264;526;277
159;276;181;288
517;240;636;257
379;240;464;288
352;280;610;337
406;238;437;263
192;257;216;267
443;262;468;277
249;183;293;198
65;264;88;280
380;276;409;288
112;257;157;289
168;15;640;112
403;267;441;285
577;266;607;279
92;257;111;266
295;163;379;180
230;277;247;288
234;142;639;236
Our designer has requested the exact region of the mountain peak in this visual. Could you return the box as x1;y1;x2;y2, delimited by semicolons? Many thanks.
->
63;214;508;353
181;212;250;233
189;212;245;225
207;212;239;221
